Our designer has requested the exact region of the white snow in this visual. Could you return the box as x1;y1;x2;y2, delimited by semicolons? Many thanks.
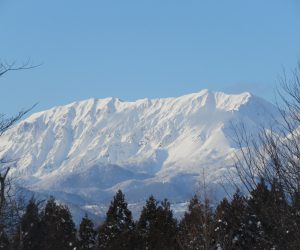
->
0;89;279;221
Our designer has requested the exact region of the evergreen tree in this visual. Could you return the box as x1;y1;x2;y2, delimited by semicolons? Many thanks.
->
155;199;178;249
201;198;215;249
231;190;248;249
58;206;77;249
98;190;135;249
290;191;300;249
240;180;271;249
214;197;232;249
19;198;41;250
136;195;159;249
237;178;292;249
0;228;9;250
77;214;96;250
136;195;178;250
266;179;290;249
40;197;77;250
178;195;203;249
245;178;292;249
178;195;214;250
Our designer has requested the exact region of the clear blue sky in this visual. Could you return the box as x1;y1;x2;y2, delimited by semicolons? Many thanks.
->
0;0;300;116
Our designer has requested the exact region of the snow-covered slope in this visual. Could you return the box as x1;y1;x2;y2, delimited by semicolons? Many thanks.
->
0;89;278;220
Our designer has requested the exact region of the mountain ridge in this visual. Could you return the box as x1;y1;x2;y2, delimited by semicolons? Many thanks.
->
0;89;279;220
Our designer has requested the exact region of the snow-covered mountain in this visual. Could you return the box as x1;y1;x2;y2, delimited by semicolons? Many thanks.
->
0;89;279;221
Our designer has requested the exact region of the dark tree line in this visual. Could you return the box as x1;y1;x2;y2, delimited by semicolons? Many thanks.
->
0;184;299;250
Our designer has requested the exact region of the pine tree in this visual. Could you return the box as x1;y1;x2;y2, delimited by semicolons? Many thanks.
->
58;205;77;249
40;197;77;250
266;179;290;249
155;199;178;249
19;198;41;250
290;191;300;248
214;198;232;249
136;195;158;249
0;228;9;250
136;195;178;250
240;180;271;249
77;214;96;250
226;189;248;250
98;190;135;249
238;178;291;249
202;198;215;249
178;195;214;250
178;195;202;249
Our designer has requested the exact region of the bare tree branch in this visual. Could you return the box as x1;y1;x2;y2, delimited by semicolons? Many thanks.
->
0;59;39;236
233;61;300;198
0;59;41;78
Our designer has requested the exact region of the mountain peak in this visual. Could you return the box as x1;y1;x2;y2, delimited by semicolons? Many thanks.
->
177;89;253;112
0;89;278;220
